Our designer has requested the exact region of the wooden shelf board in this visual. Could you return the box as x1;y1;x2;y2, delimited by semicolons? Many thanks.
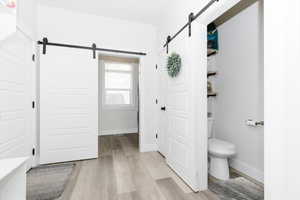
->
207;48;218;57
207;71;217;77
207;92;217;97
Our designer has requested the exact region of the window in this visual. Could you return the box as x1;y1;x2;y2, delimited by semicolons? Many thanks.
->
103;61;136;107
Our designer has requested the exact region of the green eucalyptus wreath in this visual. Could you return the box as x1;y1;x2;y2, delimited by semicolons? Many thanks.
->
167;52;181;78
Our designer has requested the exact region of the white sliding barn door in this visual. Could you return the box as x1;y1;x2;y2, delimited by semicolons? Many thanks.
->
164;24;207;191
40;46;98;164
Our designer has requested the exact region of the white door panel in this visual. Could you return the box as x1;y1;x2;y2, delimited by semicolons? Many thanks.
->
166;36;197;189
0;32;34;170
163;24;208;191
40;45;98;164
158;58;168;156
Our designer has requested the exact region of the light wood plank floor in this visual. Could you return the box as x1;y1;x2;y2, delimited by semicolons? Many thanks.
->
63;133;219;200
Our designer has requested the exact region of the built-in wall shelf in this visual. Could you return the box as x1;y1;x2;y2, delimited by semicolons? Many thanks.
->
207;92;217;97
207;48;217;57
207;71;217;77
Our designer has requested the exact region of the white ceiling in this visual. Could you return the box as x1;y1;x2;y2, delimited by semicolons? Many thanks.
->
39;0;170;25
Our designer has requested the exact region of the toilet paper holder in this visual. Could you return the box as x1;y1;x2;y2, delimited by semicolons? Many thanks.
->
246;119;264;127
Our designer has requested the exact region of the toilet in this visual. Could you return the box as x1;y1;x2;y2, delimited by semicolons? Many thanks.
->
208;117;236;180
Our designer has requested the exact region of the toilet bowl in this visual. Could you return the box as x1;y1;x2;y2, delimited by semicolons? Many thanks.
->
207;118;236;180
208;138;235;180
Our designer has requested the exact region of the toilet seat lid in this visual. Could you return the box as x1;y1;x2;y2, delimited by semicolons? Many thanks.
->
208;138;235;155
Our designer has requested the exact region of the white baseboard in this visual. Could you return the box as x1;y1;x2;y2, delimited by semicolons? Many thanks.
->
100;128;138;136
230;158;264;183
140;143;157;152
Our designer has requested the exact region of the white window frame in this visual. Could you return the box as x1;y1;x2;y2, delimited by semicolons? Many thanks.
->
100;59;138;110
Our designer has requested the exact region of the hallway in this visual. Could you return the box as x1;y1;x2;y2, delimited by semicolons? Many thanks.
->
64;134;218;200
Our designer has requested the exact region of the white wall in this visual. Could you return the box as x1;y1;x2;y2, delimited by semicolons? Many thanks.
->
0;0;37;168
0;33;33;167
0;0;37;40
212;1;264;182
100;110;138;135
37;4;158;152
17;0;37;39
264;0;300;199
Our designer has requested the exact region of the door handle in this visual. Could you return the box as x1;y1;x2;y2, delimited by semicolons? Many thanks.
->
161;106;166;111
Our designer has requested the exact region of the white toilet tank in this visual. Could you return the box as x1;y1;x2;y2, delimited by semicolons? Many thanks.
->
208;117;214;138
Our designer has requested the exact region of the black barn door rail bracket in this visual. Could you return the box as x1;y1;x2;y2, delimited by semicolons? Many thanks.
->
163;0;219;53
92;43;97;59
166;35;171;54
38;37;147;59
188;12;194;37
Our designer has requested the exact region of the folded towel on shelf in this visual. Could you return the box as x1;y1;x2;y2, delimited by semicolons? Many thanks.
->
207;22;219;51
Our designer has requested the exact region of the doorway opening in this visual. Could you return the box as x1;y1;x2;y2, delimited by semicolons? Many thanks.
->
207;0;264;198
98;55;140;152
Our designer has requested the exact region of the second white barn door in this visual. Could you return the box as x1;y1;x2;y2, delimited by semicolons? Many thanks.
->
163;23;208;191
40;45;98;164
